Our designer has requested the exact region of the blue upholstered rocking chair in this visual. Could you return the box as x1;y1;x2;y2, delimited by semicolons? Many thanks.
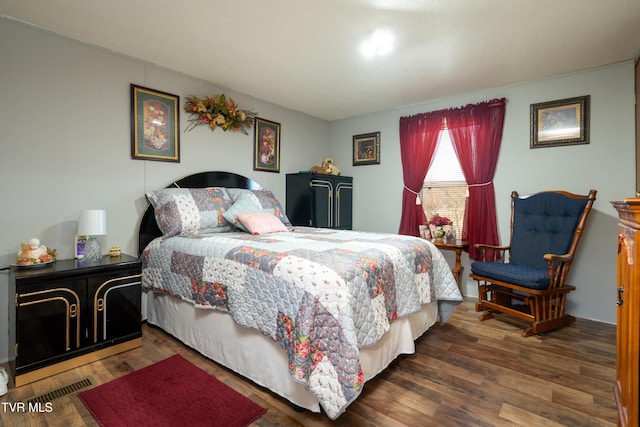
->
470;189;597;337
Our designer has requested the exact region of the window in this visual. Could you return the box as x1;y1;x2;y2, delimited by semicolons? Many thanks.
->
421;127;467;240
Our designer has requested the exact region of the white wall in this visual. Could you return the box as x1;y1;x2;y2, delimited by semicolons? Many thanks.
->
0;19;329;362
329;61;636;325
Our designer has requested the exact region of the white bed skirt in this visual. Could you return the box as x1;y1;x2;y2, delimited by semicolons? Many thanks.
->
144;291;438;414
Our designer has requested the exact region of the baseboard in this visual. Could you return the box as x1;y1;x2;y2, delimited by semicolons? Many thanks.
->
13;338;142;388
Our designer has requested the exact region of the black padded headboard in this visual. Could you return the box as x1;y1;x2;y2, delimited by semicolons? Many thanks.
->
138;171;262;255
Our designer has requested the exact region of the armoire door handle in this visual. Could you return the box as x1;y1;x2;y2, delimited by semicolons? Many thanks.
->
617;287;624;305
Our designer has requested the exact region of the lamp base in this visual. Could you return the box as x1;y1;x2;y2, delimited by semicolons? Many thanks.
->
83;237;102;261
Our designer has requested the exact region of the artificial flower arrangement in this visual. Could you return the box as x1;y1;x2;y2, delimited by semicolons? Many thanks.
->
429;214;453;227
184;94;257;134
428;214;453;240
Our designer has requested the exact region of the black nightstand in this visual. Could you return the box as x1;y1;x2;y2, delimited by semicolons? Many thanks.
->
8;254;142;386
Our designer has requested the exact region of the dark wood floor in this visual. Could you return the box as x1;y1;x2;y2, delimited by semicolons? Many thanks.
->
0;298;617;426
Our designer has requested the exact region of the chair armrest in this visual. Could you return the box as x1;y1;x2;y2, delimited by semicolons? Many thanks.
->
543;253;573;263
474;243;510;250
473;243;511;262
543;252;574;288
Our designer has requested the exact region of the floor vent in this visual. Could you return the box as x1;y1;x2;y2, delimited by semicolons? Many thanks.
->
24;377;95;405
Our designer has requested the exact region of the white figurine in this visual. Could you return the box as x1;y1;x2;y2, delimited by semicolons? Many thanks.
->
16;238;49;264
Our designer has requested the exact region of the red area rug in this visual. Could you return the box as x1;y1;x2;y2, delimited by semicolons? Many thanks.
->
79;354;267;427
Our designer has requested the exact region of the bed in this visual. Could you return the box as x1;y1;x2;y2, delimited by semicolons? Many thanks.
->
138;171;463;419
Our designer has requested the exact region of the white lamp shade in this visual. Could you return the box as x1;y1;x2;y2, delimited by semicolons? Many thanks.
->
77;209;107;236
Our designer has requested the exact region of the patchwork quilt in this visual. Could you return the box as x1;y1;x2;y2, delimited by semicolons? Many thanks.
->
141;227;462;419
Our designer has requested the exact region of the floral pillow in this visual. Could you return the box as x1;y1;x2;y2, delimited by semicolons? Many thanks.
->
222;192;266;232
146;187;232;236
227;189;291;226
236;211;288;235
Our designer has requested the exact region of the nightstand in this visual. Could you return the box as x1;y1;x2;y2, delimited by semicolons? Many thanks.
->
8;254;142;386
430;239;468;296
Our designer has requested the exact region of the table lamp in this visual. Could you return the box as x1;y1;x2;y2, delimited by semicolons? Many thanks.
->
78;209;107;261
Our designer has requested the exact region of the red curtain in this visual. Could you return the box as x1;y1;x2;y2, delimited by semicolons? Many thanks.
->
398;111;444;236
444;98;506;260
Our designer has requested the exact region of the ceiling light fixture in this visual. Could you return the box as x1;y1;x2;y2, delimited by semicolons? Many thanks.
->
361;27;394;57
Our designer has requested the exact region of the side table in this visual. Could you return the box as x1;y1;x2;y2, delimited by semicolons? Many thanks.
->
430;239;468;296
9;254;142;386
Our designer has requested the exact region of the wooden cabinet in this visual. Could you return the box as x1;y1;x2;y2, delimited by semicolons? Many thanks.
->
8;254;142;386
286;173;353;229
635;57;639;196
612;199;640;427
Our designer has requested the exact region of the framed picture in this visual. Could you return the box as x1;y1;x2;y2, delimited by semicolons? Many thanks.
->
530;95;589;148
131;84;180;162
418;224;429;239
353;131;380;165
253;117;281;173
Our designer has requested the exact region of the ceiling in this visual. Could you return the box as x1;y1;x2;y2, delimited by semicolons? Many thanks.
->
2;0;640;121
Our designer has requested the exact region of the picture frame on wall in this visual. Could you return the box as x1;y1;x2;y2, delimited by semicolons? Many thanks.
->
253;117;281;173
353;131;381;165
530;95;590;148
131;84;180;162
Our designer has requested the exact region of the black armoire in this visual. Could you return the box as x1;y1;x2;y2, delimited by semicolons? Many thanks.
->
286;173;353;229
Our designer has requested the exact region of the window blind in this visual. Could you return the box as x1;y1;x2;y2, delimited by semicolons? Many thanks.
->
424;129;466;187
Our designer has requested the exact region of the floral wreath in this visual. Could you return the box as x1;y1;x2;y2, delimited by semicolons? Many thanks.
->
184;94;257;135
